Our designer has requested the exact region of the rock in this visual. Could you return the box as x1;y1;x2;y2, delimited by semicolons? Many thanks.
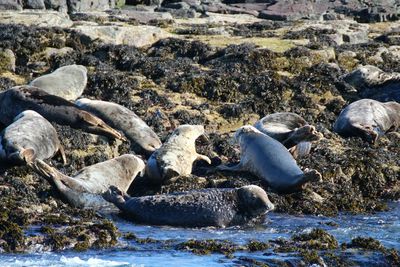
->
109;9;173;23
0;0;23;10
23;0;45;9
0;49;16;72
43;0;67;12
0;10;73;27
126;0;162;6
67;0;115;13
73;25;171;47
29;64;87;100
43;47;74;59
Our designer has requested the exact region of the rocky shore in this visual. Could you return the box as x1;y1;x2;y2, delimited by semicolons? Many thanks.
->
0;0;399;265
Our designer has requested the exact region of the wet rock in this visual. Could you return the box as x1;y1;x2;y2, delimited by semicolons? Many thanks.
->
0;10;73;27
73;24;171;47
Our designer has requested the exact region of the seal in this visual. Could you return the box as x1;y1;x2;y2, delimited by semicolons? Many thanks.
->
0;86;125;140
75;98;161;153
32;154;145;208
29;64;87;101
0;110;66;166
254;112;322;158
217;126;322;193
103;184;274;227
333;99;400;143
145;124;211;184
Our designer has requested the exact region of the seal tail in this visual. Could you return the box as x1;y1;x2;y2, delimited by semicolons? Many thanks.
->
102;186;127;209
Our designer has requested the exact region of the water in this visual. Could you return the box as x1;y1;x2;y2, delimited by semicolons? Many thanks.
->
1;202;399;266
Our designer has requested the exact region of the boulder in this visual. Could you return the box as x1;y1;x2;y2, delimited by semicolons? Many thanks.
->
23;0;45;9
44;0;67;12
67;0;115;13
0;49;16;73
0;10;73;27
0;0;23;10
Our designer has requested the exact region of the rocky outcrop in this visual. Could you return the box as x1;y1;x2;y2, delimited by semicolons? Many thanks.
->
0;10;73;27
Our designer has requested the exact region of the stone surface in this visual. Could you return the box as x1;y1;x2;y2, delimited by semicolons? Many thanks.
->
23;0;45;9
67;0;115;13
73;24;171;47
0;0;23;10
0;10;73;27
0;49;16;73
109;9;173;23
43;0;67;12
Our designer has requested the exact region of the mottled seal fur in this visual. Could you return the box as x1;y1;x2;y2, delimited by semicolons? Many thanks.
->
0;86;124;140
146;125;211;183
103;185;274;227
33;154;145;208
0;110;66;166
29;64;87;101
75;98;161;153
254;112;322;158
333;99;400;143
218;126;322;193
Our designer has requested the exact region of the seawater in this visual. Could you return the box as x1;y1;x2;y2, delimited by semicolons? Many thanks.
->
1;202;399;267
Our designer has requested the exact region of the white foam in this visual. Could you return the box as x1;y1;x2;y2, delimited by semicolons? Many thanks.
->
60;256;133;266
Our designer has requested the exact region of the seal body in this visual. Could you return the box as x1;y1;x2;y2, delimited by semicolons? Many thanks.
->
146;125;211;183
0;86;124;140
0;110;66;165
333;99;400;142
29;64;87;101
218;126;321;193
103;185;274;227
75;98;161;153
254;112;322;158
33;154;145;208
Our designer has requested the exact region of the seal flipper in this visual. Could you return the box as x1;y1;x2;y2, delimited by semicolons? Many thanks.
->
9;147;35;166
288;141;312;159
217;161;245;172
57;145;67;165
196;154;212;164
103;186;127;210
352;123;379;143
302;168;322;184
79;111;126;141
282;125;322;148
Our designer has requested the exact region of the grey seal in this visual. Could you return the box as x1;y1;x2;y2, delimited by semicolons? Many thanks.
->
333;99;400;143
75;98;161;153
0;110;66;166
254;112;322;158
33;154;145;208
0;86;125;140
29;64;87;101
103;185;275;227
218;126;322;194
145;124;211;184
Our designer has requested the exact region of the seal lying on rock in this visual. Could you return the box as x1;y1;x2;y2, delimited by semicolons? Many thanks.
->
0;110;66;166
146;125;211;184
254;112;322;158
75;98;161;153
0;86;125;140
32;154;145;208
103;185;274;227
29;64;87;101
217;126;322;194
333;99;400;143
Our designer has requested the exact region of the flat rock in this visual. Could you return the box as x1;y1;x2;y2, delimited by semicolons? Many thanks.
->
109;9;174;23
29;64;87;100
73;24;172;47
0;10;73;27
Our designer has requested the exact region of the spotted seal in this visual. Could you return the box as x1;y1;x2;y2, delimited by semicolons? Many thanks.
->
218;126;322;193
0;110;66;166
29;64;87;101
33;154;145;208
146;124;211;183
254;112;322;158
333;99;400;143
75;98;161;153
103;185;274;227
0;86;124;140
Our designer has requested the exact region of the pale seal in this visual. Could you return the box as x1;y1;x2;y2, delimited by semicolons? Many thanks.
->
29;64;87;101
0;86;125;140
145;125;211;184
32;154;145;208
333;99;400;143
75;98;161;153
103;185;275;227
218;126;322;193
0;110;66;166
254;112;322;158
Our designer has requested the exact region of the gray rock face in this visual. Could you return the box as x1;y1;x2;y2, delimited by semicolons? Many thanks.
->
44;0;67;12
23;0;45;9
0;0;23;10
67;0;115;12
29;64;87;101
